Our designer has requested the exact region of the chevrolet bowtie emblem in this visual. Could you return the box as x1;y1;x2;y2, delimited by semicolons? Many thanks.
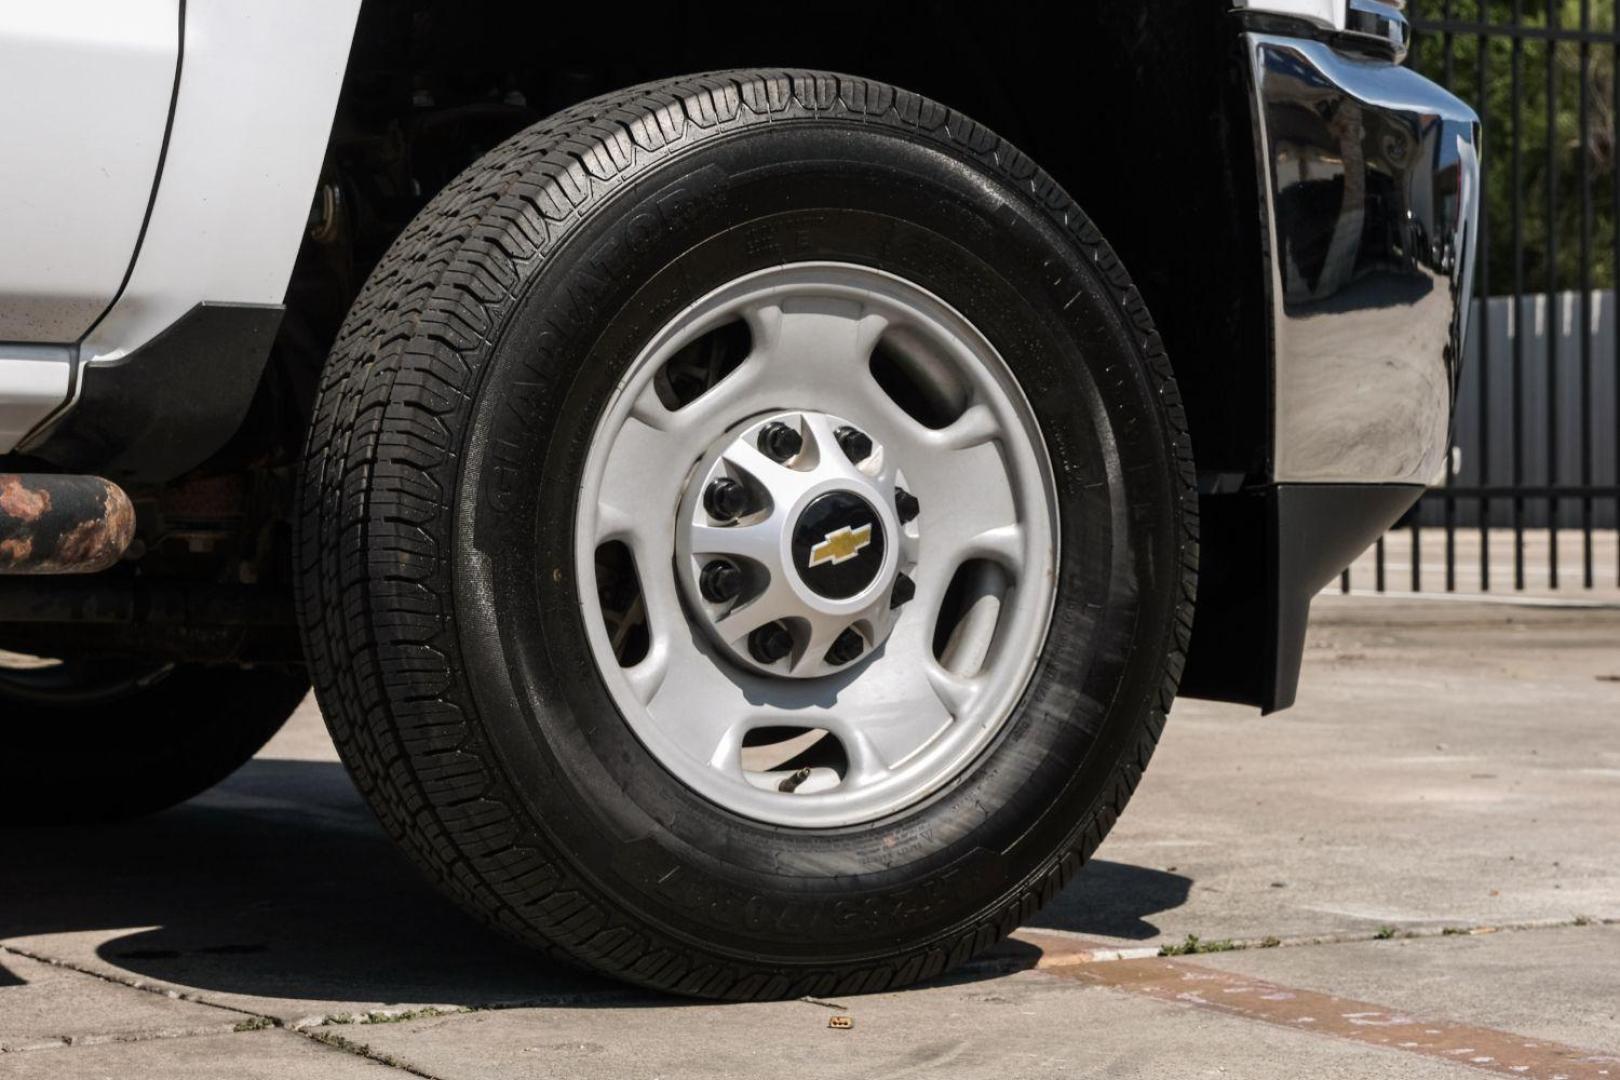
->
808;523;873;568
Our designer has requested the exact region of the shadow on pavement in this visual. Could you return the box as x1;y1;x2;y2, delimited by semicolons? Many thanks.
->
0;757;1190;1009
1030;860;1193;940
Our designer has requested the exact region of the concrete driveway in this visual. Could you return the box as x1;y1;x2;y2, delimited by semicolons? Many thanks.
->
3;596;1618;1078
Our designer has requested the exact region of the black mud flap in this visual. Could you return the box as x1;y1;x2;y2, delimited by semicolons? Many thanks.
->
1180;483;1422;713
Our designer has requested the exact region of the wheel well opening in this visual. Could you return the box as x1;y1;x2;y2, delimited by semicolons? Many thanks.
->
289;1;1268;482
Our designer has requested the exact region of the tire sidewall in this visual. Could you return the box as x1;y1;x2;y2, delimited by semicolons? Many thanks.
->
451;122;1180;962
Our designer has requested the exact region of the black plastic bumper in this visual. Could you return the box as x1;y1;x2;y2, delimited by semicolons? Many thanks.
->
1176;23;1480;713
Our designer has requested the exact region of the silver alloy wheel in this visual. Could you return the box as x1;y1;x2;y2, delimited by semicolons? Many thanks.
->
575;263;1058;827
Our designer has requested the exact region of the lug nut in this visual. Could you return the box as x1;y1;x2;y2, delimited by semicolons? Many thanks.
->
748;621;794;664
699;559;744;603
835;426;874;464
894;487;920;524
757;421;803;463
826;628;866;666
889;572;916;610
704;477;752;522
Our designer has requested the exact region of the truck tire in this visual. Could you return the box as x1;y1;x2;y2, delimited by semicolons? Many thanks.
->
297;70;1196;999
0;659;307;824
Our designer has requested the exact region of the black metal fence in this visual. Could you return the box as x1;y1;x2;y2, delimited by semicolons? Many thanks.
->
1342;0;1620;593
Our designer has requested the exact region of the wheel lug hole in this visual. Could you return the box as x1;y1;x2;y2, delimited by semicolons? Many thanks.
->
699;559;744;603
835;426;874;464
757;421;803;463
748;621;794;664
826;628;865;666
894;487;920;524
704;477;752;522
889;572;916;610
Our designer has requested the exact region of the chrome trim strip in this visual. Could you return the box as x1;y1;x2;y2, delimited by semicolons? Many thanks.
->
1344;0;1410;63
1232;0;1345;32
1247;33;1480;485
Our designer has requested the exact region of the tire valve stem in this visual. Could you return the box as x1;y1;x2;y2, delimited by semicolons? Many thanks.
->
778;767;813;794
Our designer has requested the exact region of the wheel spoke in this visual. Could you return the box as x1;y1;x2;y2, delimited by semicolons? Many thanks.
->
621;637;670;706
595;414;687;541
688;519;780;566
612;522;694;698
861;396;1005;491
910;518;1026;645
852;309;891;360
910;437;1024;596
641;652;752;779
932;402;1001;452
956;522;1026;569
922;660;979;717
664;351;770;434
614;347;775;480
822;650;962;771
628;377;676;432
849;369;934;459
906;421;1015;512
746;298;884;396
818;719;890;785
629;531;682;628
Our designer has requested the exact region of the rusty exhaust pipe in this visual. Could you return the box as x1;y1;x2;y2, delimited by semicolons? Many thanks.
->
0;473;136;574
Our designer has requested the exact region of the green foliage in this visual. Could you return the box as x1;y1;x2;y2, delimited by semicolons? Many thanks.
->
1158;934;1240;956
1410;0;1619;293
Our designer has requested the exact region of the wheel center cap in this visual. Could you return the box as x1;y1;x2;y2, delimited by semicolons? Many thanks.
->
675;408;919;679
791;492;886;600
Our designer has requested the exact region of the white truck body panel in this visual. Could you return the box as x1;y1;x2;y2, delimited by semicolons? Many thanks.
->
0;2;178;341
0;352;72;451
80;0;361;367
0;0;360;452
